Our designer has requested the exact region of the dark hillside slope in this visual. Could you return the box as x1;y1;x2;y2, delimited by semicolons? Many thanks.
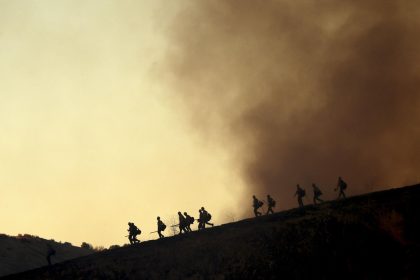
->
0;235;93;277
5;184;420;279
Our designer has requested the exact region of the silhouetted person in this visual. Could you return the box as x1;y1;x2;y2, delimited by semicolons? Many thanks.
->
295;184;305;208
178;212;188;234
198;209;205;230
201;207;214;227
335;176;347;199
252;195;263;217
183;212;194;232
266;194;276;215
312;183;324;204
127;222;141;244
46;245;56;266
157;216;166;238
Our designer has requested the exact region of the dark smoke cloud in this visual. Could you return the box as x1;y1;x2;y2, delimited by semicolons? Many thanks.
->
162;0;420;212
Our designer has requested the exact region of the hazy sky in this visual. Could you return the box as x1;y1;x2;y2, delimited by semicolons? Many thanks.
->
0;0;246;247
3;0;419;248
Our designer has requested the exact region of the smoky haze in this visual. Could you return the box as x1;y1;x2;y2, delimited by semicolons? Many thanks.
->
162;0;420;213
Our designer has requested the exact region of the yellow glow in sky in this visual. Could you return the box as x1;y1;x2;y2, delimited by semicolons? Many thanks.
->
0;0;246;247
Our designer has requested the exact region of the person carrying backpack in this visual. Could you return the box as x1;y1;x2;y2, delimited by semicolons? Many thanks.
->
157;216;166;238
201;207;214;227
127;222;141;244
183;212;194;232
312;183;324;204
178;212;188;234
335;176;347;199
294;184;305;208
252;195;264;217
266;194;276;215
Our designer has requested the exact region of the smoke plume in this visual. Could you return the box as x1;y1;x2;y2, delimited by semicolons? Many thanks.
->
162;0;420;211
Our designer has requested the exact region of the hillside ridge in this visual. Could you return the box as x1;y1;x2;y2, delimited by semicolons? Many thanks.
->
0;234;93;277
3;184;420;279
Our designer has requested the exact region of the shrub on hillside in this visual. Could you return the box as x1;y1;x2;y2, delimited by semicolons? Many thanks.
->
81;242;94;250
94;246;106;252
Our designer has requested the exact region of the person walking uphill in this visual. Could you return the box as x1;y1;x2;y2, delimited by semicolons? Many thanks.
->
184;212;194;232
46;244;56;266
312;183;324;204
127;222;141;244
252;195;264;217
157;216;166;238
178;212;188;234
266;194;276;215
295;184;306;208
335;176;347;199
201;207;214;227
198;209;205;230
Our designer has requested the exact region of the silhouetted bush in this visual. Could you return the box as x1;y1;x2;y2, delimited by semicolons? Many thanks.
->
81;242;94;250
94;246;106;252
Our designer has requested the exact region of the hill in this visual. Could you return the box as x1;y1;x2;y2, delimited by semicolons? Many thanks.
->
0;234;93;277
3;184;420;279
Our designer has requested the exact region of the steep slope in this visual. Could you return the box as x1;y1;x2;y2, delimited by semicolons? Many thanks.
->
4;184;420;279
0;235;93;277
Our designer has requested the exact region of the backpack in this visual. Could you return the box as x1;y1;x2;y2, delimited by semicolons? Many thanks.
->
189;216;195;224
136;228;141;235
341;181;347;190
258;201;264;208
206;213;212;222
159;222;166;231
300;189;306;197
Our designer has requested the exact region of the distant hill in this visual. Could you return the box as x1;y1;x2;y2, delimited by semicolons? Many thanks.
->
3;184;420;279
0;234;93;277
